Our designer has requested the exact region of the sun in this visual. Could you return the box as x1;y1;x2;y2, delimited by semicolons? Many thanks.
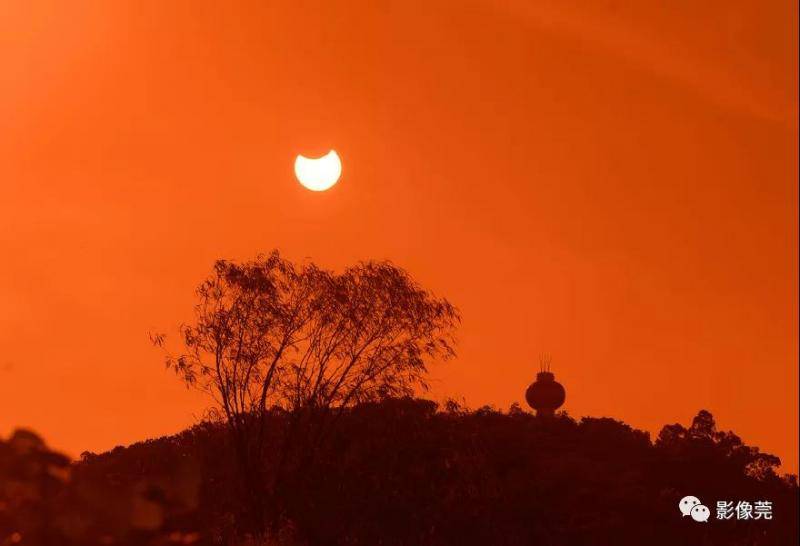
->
294;150;342;191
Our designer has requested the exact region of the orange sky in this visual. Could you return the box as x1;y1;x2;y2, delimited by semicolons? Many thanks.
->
1;1;797;472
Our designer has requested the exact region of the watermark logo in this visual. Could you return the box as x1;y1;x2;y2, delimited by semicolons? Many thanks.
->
679;496;710;522
715;501;773;520
679;496;773;522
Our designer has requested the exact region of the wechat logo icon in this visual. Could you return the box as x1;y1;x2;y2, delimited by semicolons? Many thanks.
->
679;495;710;522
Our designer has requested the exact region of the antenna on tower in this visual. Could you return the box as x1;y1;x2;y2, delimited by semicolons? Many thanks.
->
539;353;552;373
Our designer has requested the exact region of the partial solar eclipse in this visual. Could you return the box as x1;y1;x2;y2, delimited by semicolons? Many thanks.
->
294;150;342;191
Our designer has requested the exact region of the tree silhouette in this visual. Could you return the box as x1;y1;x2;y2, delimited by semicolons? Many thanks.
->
152;251;460;535
1;407;797;545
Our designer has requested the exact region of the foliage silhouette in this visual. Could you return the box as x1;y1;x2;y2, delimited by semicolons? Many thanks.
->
1;405;796;545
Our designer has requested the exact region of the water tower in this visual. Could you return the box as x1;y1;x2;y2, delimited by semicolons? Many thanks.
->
525;355;566;417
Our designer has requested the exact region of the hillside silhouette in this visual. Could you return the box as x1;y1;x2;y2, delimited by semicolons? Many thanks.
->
4;254;796;545
2;399;797;545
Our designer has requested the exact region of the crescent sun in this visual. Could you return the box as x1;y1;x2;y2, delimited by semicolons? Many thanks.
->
294;150;342;191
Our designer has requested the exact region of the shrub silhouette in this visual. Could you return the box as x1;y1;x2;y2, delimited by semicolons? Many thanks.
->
1;404;796;545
